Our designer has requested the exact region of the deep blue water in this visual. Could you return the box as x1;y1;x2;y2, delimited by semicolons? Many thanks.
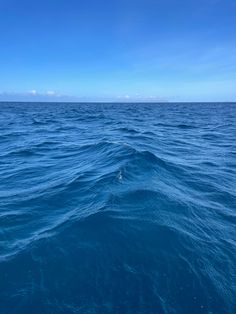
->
0;102;235;314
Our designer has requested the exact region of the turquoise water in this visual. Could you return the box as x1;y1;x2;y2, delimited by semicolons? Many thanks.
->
0;102;235;313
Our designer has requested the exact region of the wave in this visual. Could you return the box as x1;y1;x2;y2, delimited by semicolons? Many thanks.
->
0;102;235;313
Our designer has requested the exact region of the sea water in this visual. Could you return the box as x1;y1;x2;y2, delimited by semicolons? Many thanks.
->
0;102;235;313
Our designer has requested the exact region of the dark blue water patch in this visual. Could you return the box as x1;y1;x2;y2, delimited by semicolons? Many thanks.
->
0;102;235;314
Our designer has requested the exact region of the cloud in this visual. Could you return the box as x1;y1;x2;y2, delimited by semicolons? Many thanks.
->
28;89;37;95
116;94;167;102
27;90;59;97
0;90;73;102
0;90;170;102
46;90;56;96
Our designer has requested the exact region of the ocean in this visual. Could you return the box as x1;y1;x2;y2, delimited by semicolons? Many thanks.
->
0;102;235;314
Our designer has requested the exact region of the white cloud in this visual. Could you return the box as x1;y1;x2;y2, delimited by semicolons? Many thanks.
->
29;89;37;95
46;90;56;96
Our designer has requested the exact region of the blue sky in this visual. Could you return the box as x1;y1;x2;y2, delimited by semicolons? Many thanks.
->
0;0;235;102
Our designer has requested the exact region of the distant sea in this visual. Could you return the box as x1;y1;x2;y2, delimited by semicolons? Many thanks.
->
0;102;235;314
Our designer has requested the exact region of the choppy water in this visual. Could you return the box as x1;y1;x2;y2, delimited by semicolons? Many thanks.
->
0;102;235;314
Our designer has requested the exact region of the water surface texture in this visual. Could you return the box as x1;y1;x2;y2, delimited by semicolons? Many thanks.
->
0;103;235;314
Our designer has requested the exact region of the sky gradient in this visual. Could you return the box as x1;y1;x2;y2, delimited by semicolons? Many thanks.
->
0;0;236;102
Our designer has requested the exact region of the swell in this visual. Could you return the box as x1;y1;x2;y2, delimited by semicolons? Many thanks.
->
0;103;236;314
0;139;202;270
1;138;234;264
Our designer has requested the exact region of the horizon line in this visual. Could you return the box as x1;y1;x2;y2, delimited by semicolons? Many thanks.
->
0;101;236;104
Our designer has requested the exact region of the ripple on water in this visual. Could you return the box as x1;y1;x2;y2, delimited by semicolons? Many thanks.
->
0;102;235;314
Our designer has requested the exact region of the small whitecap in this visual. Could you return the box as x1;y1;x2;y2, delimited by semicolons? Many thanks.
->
117;171;123;181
